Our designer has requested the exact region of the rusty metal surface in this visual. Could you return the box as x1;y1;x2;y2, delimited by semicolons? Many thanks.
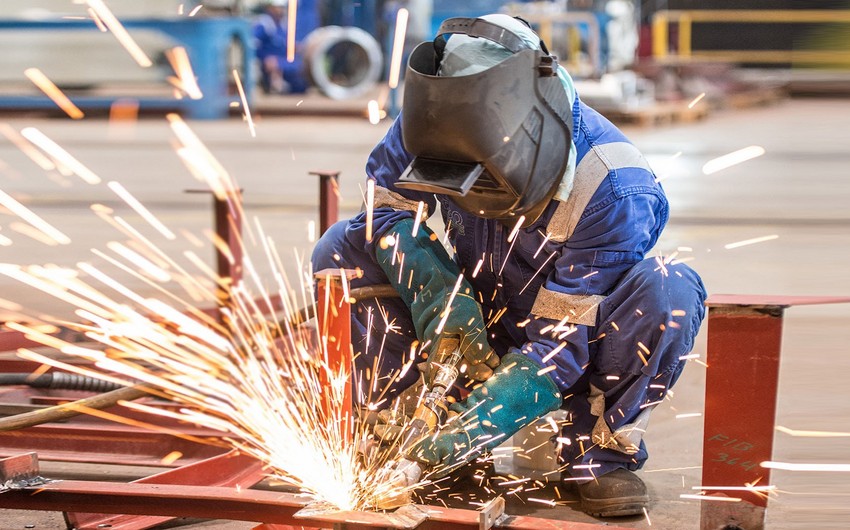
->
0;452;39;485
700;304;783;530
706;294;850;308
0;477;632;529
310;170;341;236
0;422;226;467
0;329;40;353
315;270;353;438
67;450;265;530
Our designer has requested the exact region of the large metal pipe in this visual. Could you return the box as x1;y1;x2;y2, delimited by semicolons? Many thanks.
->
303;25;383;100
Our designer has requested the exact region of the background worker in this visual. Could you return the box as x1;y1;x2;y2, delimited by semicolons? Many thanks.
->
252;0;309;94
312;14;707;517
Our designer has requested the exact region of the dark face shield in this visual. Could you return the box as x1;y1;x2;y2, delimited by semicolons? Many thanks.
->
396;18;573;225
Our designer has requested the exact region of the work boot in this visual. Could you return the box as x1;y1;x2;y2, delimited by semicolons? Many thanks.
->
576;468;649;517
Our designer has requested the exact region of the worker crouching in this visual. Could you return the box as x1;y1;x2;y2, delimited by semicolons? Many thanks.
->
312;14;707;518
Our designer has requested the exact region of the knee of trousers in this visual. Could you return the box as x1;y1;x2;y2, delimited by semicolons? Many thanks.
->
311;221;353;271
596;259;707;377
618;258;707;333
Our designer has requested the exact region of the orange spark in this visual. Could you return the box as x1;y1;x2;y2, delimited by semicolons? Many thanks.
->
388;8;409;88
20;127;101;184
85;0;153;67
24;68;84;119
232;69;256;137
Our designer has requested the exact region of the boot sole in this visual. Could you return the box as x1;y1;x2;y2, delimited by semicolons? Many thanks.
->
580;494;649;517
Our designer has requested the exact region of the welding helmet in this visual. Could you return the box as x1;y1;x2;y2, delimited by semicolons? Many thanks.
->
397;17;573;225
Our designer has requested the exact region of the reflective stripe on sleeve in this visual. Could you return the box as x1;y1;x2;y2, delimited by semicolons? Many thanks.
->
548;142;652;243
530;287;606;326
373;185;430;218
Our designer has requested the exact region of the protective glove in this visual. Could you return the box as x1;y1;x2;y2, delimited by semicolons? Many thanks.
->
375;218;499;380
408;352;562;477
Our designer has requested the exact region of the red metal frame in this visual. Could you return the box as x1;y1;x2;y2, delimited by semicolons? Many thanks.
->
701;294;850;530
0;329;40;353
66;450;265;530
0;452;631;530
315;268;354;441
310;170;341;235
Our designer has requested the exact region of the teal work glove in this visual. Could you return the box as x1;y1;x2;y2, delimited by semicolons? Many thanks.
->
375;218;499;380
408;353;562;476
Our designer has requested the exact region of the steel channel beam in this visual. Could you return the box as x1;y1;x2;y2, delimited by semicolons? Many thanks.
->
701;295;850;530
66;450;265;530
0;478;631;530
315;269;355;440
310;170;341;236
0;423;225;467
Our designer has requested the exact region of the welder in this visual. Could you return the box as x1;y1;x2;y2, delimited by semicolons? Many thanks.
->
252;0;309;94
311;14;707;517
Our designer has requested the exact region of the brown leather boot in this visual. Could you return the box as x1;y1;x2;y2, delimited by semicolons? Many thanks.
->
576;468;649;517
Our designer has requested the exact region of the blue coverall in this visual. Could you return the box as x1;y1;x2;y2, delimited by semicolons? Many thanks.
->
312;96;707;478
252;12;310;94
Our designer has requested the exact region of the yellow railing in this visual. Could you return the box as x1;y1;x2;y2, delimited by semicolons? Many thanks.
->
652;9;850;65
504;7;603;77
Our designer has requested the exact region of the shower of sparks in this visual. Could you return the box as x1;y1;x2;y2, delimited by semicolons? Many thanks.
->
287;0;299;63
777;426;850;437
165;47;203;100
675;412;702;419
388;8;409;89
688;92;706;108
85;0;153;67
232;69;256;137
20;127;102;184
24;68;85;120
761;461;850;472
724;234;778;249
0;122;423;512
702;146;765;175
189;4;203;17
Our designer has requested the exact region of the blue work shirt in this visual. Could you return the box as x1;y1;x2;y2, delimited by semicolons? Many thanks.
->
345;97;668;392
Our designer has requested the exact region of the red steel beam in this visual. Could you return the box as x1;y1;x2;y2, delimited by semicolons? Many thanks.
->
310;170;341;235
315;268;355;442
700;294;850;530
0;423;225;467
0;329;41;353
67;450;265;530
0;478;631;530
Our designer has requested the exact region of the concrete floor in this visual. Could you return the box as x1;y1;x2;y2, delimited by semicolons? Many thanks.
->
0;95;849;529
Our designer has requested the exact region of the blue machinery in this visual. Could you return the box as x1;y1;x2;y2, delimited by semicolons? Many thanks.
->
0;17;253;120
